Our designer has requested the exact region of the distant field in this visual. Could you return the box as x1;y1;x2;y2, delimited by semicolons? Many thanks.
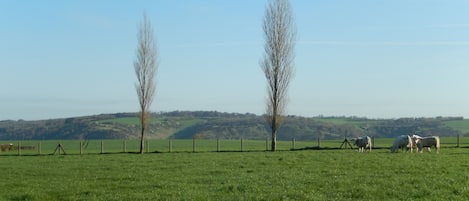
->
1;147;469;200
443;119;469;134
99;117;205;129
314;118;384;128
99;117;202;126
99;117;141;125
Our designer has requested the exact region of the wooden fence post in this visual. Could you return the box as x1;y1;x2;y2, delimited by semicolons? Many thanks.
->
58;141;61;155
240;138;244;152
38;142;41;155
192;137;196;153
169;139;172;153
123;140;127;153
217;138;220;152
317;137;321;148
101;140;104;154
292;138;295;150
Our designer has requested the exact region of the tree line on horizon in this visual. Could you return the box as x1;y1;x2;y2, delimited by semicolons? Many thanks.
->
0;111;464;141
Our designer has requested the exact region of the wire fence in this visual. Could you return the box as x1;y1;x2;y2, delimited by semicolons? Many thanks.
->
0;136;467;156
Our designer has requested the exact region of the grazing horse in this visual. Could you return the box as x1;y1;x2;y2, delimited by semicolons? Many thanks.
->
0;143;14;152
411;134;430;152
351;136;372;152
391;135;413;153
414;136;440;153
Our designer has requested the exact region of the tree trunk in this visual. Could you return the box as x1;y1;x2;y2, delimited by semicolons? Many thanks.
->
139;127;145;154
271;129;277;151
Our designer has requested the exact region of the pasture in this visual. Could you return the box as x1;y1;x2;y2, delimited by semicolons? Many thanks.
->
0;137;467;155
1;139;469;200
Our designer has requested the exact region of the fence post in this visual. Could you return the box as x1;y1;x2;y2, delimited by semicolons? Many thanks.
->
240;138;243;152
169;139;172;153
101;140;104;154
292;138;295;150
192;137;196;153
317;137;321;148
58;141;61;155
38;141;41;155
80;141;83;155
217;138;220;152
123;140;127;153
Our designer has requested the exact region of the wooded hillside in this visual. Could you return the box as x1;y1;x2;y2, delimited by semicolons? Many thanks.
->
0;111;466;140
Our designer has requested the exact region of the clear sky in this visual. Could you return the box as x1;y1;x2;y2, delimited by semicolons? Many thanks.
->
1;0;469;120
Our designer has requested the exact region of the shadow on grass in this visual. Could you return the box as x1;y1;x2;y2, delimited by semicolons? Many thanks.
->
0;145;466;156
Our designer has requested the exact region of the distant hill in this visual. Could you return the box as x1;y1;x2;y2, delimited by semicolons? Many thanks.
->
0;111;467;140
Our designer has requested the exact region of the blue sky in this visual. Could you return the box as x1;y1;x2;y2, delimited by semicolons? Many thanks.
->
1;0;469;120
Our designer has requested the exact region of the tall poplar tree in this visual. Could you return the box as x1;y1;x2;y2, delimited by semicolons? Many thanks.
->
134;13;158;154
261;0;296;151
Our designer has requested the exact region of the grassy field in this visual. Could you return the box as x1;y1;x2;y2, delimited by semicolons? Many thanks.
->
1;137;469;156
1;147;469;201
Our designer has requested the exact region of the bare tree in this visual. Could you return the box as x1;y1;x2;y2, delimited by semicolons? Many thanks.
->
134;13;158;154
261;0;296;151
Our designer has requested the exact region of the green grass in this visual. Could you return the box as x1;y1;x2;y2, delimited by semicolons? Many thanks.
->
1;148;469;201
2;137;469;156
